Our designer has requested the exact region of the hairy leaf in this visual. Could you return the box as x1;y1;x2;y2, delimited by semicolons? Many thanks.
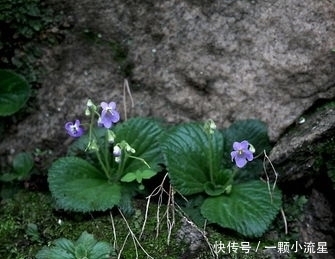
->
201;181;281;237
48;157;121;212
161;123;224;195
114;117;163;174
36;231;113;259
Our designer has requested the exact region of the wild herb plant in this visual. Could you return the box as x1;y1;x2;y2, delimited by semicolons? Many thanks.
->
48;100;163;212
0;152;34;182
161;119;282;237
0;151;35;199
36;231;114;259
48;100;281;238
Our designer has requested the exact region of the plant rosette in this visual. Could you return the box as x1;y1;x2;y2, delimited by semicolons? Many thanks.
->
48;100;163;212
35;231;114;259
161;119;282;237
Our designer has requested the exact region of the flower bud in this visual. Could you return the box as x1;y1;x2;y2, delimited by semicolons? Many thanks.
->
86;99;97;112
204;119;217;135
248;143;256;153
125;144;135;153
87;99;94;107
107;130;115;143
113;145;121;157
85;108;91;116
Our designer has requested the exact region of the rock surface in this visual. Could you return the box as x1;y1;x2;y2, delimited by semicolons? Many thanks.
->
269;104;335;258
2;0;335;159
69;0;335;141
269;105;335;188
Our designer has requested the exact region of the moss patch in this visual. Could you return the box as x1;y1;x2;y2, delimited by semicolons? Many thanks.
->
0;189;309;259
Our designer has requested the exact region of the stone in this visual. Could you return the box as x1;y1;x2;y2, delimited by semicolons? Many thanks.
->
268;104;335;258
66;0;335;141
1;0;335;171
269;105;335;188
299;189;335;259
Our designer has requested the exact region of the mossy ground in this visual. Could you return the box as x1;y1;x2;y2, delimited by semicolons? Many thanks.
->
0;188;310;259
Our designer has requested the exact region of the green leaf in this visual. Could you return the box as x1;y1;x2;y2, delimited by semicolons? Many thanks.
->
161;123;224;195
114;117;163;173
35;247;75;259
0;173;18;182
35;231;113;259
12;152;34;179
36;238;75;259
204;182;227;196
89;241;114;259
120;172;137;182
26;223;40;241
53;238;75;254
0;69;30;116
201;181;282;237
140;169;156;179
75;244;88;258
48;157;121;212
121;169;156;184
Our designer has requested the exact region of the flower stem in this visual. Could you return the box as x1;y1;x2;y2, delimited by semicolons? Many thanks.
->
128;155;151;168
86;109;111;179
207;132;215;184
95;150;110;179
104;131;111;176
114;152;127;181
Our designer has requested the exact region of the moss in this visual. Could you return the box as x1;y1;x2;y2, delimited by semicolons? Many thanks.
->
0;191;55;258
0;189;310;259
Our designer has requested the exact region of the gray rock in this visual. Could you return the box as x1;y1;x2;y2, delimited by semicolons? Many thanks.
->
67;0;335;141
299;189;335;259
2;0;335;163
268;104;335;258
269;105;335;187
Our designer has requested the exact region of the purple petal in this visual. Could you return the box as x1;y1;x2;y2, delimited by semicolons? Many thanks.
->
64;121;73;131
75;127;84;137
244;150;254;161
240;140;250;150
100;102;108;109
74;119;81;127
231;151;238;161
233;142;242;151
110;111;120;123
235;157;247;168
108;102;116;110
101;116;113;128
101;109;107;118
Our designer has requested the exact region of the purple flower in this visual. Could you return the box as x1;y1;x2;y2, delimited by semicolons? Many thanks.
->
230;140;254;168
98;101;120;128
65;120;84;137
